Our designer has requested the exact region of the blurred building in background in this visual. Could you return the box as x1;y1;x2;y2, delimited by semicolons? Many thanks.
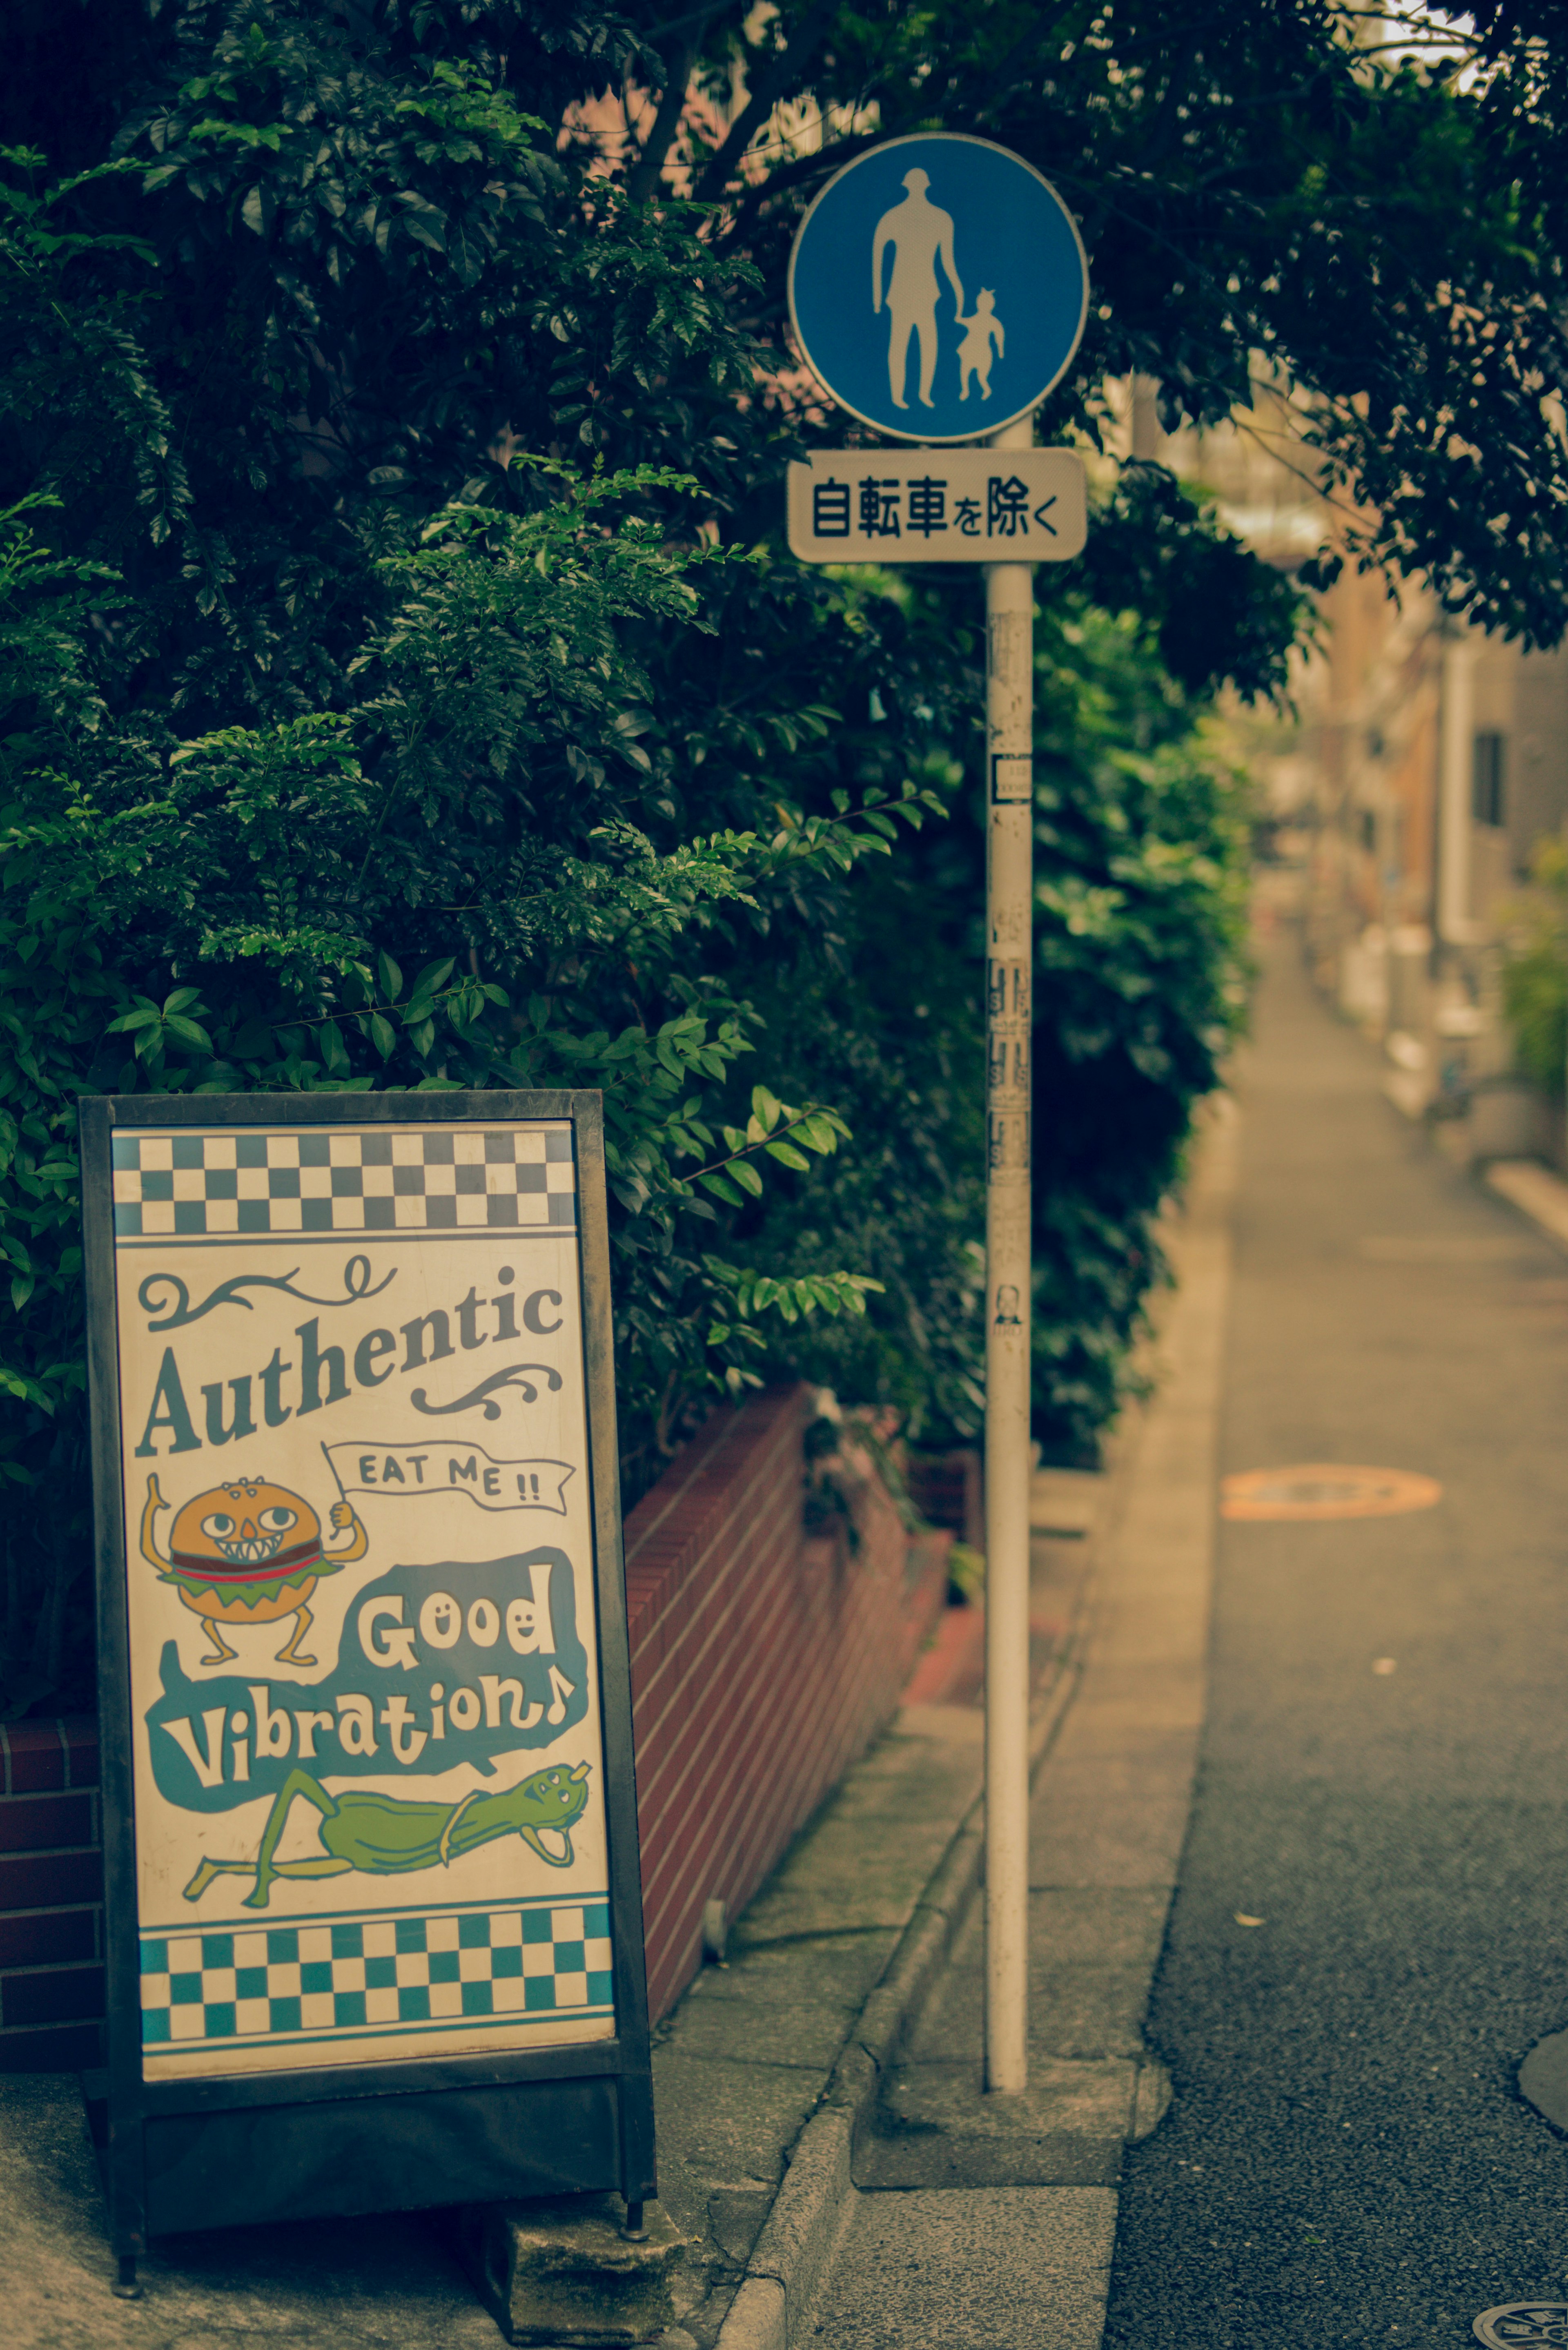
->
1125;372;1568;1166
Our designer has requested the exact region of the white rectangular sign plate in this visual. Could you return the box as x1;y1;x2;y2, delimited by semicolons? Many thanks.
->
112;1116;614;2081
787;448;1086;564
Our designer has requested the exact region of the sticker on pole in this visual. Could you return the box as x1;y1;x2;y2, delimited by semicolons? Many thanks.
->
787;133;1088;444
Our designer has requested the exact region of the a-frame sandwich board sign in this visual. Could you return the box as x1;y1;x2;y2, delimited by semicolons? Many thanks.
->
79;1086;654;2290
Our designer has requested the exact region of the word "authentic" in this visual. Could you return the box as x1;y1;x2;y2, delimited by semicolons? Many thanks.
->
134;1268;565;1458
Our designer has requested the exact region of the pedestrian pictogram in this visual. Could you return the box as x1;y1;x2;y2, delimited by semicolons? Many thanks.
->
788;134;1089;444
871;165;964;412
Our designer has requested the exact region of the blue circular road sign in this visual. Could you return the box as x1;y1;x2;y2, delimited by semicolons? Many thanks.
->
787;134;1089;446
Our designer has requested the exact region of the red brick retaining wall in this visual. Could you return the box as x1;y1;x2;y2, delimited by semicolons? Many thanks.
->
627;1386;949;2022
0;1384;946;2065
0;1717;105;2069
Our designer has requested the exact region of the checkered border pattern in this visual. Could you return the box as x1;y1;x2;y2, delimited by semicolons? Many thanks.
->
112;1127;576;1238
140;1900;613;2050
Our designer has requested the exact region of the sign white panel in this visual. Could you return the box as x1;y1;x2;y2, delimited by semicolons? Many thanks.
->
112;1117;614;2080
786;448;1086;565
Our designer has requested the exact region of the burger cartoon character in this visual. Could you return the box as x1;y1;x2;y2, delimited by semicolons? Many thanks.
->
139;1474;367;1668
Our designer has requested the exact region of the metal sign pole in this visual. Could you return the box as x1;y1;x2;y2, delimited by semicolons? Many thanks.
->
781;120;1089;2107
983;412;1036;2096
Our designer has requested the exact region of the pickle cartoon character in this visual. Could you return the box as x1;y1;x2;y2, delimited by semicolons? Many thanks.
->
140;1474;368;1668
181;1760;593;1909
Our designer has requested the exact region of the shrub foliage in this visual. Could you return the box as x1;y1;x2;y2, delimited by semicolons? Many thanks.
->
7;0;1564;1710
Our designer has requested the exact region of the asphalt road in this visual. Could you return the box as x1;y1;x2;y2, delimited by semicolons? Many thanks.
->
1102;929;1568;2350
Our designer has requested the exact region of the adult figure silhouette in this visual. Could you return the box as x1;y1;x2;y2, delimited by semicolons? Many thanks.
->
871;168;964;411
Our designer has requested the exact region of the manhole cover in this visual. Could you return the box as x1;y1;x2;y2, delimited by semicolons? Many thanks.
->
1474;2308;1568;2348
1220;1464;1442;1521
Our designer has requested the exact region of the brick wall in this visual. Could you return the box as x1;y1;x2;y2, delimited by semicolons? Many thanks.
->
904;1447;984;1553
627;1385;949;2023
0;1717;105;2070
0;1385;946;2065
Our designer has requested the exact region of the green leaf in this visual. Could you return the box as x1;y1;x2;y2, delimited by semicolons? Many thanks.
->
764;1139;810;1172
369;1011;397;1060
793;1114;838;1155
376;950;403;1002
411;957;456;999
728;1157;763;1197
318;1018;350;1076
697;1169;744;1206
162;1015;214;1052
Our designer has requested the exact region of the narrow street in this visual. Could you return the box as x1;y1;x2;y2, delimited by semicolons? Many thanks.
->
1104;928;1568;2347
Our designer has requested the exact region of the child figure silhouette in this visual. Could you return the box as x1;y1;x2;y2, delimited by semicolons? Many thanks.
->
956;290;1004;400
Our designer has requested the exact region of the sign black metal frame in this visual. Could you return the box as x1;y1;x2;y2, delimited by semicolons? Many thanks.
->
80;1088;653;2290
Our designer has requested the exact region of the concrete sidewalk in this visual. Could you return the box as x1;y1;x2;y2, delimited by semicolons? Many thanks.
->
779;1099;1235;2350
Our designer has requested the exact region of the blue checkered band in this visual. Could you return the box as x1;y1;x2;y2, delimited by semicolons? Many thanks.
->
140;1898;613;2053
112;1126;576;1238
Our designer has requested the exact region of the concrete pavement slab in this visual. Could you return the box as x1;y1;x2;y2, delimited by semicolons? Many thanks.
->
1022;1970;1163;2065
1050;1693;1205;1749
1029;1793;1193;1888
806;2187;1117;2350
679;1935;898;2011
730;1736;987;1944
668;1987;874;2073
1019;1888;1175;1969
1033;1744;1203;1804
857;2055;1137;2188
908;1972;1158;2069
653;2051;835;2214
